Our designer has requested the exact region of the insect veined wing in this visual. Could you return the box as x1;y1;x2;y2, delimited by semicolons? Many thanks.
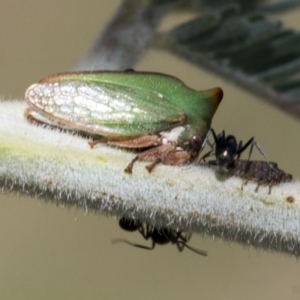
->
36;71;223;140
25;80;187;138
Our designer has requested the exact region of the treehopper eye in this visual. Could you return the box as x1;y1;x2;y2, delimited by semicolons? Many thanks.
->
25;71;223;173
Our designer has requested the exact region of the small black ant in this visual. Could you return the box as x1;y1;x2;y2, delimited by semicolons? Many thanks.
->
198;129;292;193
112;217;207;256
200;128;268;167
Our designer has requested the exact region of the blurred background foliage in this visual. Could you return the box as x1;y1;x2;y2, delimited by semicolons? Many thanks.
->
157;0;300;119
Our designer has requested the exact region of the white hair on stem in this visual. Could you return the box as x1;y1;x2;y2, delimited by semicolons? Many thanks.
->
1;100;300;256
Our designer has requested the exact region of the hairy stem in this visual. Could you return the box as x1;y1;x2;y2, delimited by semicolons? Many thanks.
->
1;100;300;256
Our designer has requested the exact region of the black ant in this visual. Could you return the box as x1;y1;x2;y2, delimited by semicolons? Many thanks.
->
112;217;207;256
198;129;291;193
200;128;268;167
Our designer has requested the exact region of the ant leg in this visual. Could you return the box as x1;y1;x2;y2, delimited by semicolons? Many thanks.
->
237;137;270;165
176;241;185;252
246;140;254;162
208;160;218;166
195;128;213;164
176;241;207;256
236;137;254;161
201;129;213;151
199;150;214;162
236;140;243;160
177;232;191;243
175;233;207;256
138;224;152;240
202;128;212;148
196;129;214;163
111;238;156;250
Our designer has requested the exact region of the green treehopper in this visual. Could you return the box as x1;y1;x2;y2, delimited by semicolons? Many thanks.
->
25;71;223;173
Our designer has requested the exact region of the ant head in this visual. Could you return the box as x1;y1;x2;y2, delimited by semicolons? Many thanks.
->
215;132;237;148
119;217;141;232
215;134;238;167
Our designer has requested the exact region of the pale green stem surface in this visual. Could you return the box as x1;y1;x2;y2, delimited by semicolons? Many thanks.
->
1;100;300;256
